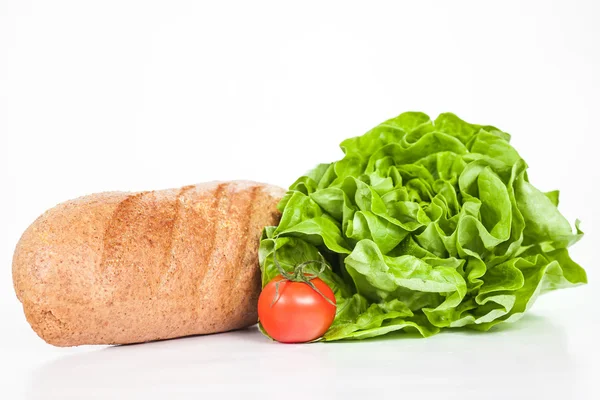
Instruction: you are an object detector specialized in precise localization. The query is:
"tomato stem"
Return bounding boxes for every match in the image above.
[271,243,336,307]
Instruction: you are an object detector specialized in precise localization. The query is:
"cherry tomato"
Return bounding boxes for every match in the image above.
[258,275,336,343]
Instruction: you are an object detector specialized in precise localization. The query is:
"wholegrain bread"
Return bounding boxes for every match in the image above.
[12,180,284,346]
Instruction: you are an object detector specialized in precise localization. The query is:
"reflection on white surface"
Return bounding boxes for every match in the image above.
[26,315,577,400]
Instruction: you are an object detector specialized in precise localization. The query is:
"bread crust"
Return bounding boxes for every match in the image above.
[12,181,284,346]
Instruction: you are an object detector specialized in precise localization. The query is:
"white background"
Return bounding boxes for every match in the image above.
[1,1,599,399]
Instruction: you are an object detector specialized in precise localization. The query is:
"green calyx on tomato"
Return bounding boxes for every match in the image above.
[269,249,336,307]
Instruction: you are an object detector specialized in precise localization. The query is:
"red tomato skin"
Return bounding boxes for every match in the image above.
[258,275,336,343]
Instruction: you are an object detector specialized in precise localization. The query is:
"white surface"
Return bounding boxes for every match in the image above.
[1,1,599,399]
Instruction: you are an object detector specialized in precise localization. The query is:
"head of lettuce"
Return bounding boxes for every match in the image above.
[259,112,586,341]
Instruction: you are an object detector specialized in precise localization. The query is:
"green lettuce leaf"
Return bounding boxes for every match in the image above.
[259,112,587,340]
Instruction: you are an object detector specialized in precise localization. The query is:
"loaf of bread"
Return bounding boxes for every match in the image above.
[12,181,285,346]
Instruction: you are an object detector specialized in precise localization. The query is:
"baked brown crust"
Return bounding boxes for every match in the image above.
[12,181,284,346]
